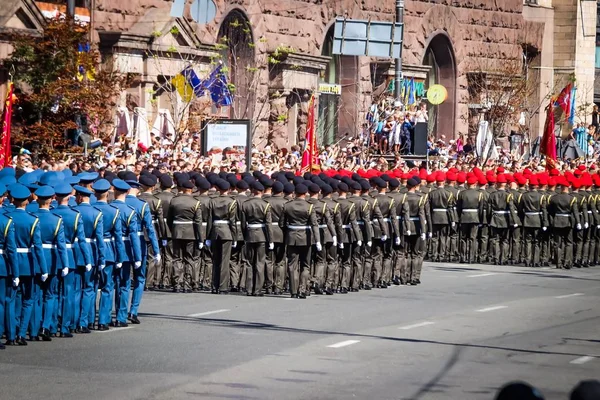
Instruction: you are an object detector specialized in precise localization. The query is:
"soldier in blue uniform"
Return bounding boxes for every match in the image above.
[33,186,70,340]
[52,183,94,334]
[6,183,47,346]
[0,183,17,350]
[123,172,160,324]
[93,179,125,331]
[110,179,141,327]
[71,184,104,331]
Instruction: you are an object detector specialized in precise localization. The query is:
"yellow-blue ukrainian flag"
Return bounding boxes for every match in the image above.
[171,66,205,103]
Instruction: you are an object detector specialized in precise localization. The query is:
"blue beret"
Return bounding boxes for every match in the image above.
[159,174,173,188]
[308,183,320,194]
[260,178,274,188]
[350,181,361,191]
[181,180,194,189]
[295,184,308,195]
[236,180,249,191]
[375,178,387,189]
[284,172,295,181]
[283,182,294,194]
[381,174,391,182]
[389,178,400,188]
[0,167,15,179]
[407,178,418,188]
[139,174,157,187]
[78,172,99,183]
[321,184,333,195]
[0,183,6,196]
[359,180,371,191]
[112,179,131,192]
[35,185,55,198]
[251,181,264,192]
[73,185,93,196]
[206,173,219,184]
[216,179,230,191]
[329,180,339,190]
[92,179,111,193]
[54,183,75,196]
[9,183,31,200]
[292,176,304,185]
[413,176,422,184]
[195,178,211,191]
[337,182,349,192]
[272,181,284,194]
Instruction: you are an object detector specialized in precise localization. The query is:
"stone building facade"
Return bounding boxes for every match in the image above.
[0,0,597,149]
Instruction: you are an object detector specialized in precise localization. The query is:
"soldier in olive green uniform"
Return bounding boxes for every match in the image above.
[279,184,320,299]
[349,181,373,291]
[155,174,175,289]
[582,177,597,267]
[264,182,287,294]
[206,180,238,293]
[307,184,336,294]
[240,182,274,296]
[478,175,496,263]
[519,175,548,267]
[429,173,457,262]
[457,176,484,264]
[401,177,426,285]
[571,179,588,268]
[548,178,581,269]
[372,178,396,288]
[167,180,203,292]
[139,174,167,291]
[488,175,519,265]
[540,177,556,266]
[387,178,405,285]
[321,184,343,294]
[445,173,461,262]
[336,182,361,294]
[193,177,213,290]
[230,180,249,291]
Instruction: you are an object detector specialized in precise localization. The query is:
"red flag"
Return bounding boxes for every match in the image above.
[555,83,572,118]
[540,101,556,170]
[0,82,14,167]
[301,95,319,172]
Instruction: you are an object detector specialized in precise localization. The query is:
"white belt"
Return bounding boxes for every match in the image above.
[525,212,541,215]
[556,213,571,217]
[342,224,351,229]
[248,223,266,228]
[123,236,131,241]
[103,238,114,242]
[493,211,509,214]
[409,217,420,221]
[318,224,327,229]
[65,243,74,249]
[357,221,365,225]
[588,211,593,214]
[382,218,391,222]
[236,221,241,225]
[137,232,143,236]
[288,225,309,230]
[42,244,56,249]
[271,222,279,226]
[462,209,478,212]
[213,220,229,225]
[173,221,193,225]
[17,248,31,253]
[0,249,3,254]
[85,238,96,243]
[433,209,447,212]
[151,219,157,223]
[396,216,402,220]
[202,222,207,226]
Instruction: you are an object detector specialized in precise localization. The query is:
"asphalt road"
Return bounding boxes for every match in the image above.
[1,262,599,400]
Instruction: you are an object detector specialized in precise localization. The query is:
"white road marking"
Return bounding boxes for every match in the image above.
[399,321,435,330]
[477,305,508,313]
[467,273,498,278]
[283,296,315,300]
[327,340,360,348]
[570,356,594,365]
[555,293,584,299]
[187,309,230,317]
[95,326,133,333]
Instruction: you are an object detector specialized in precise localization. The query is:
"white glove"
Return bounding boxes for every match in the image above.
[315,242,322,252]
[339,242,344,249]
[232,241,237,248]
[162,240,168,247]
[332,236,337,247]
[513,224,518,228]
[41,273,49,282]
[395,237,401,245]
[198,242,204,250]
[428,232,433,238]
[542,227,547,232]
[356,240,363,247]
[451,222,455,228]
[381,235,387,242]
[12,277,19,287]
[205,239,211,247]
[478,224,483,228]
[85,264,92,272]
[366,241,372,247]
[585,222,589,229]
[577,223,582,230]
[420,233,426,241]
[406,230,411,236]
[134,261,142,269]
[116,263,123,269]
[99,264,106,271]
[61,267,69,277]
[268,242,274,250]
[155,254,162,263]
[597,225,600,230]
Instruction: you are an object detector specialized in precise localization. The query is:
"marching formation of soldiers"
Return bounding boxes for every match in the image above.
[0,163,594,348]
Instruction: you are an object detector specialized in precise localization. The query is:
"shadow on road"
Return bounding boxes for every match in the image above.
[431,265,600,282]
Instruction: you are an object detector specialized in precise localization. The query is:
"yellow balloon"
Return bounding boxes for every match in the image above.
[427,84,448,105]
